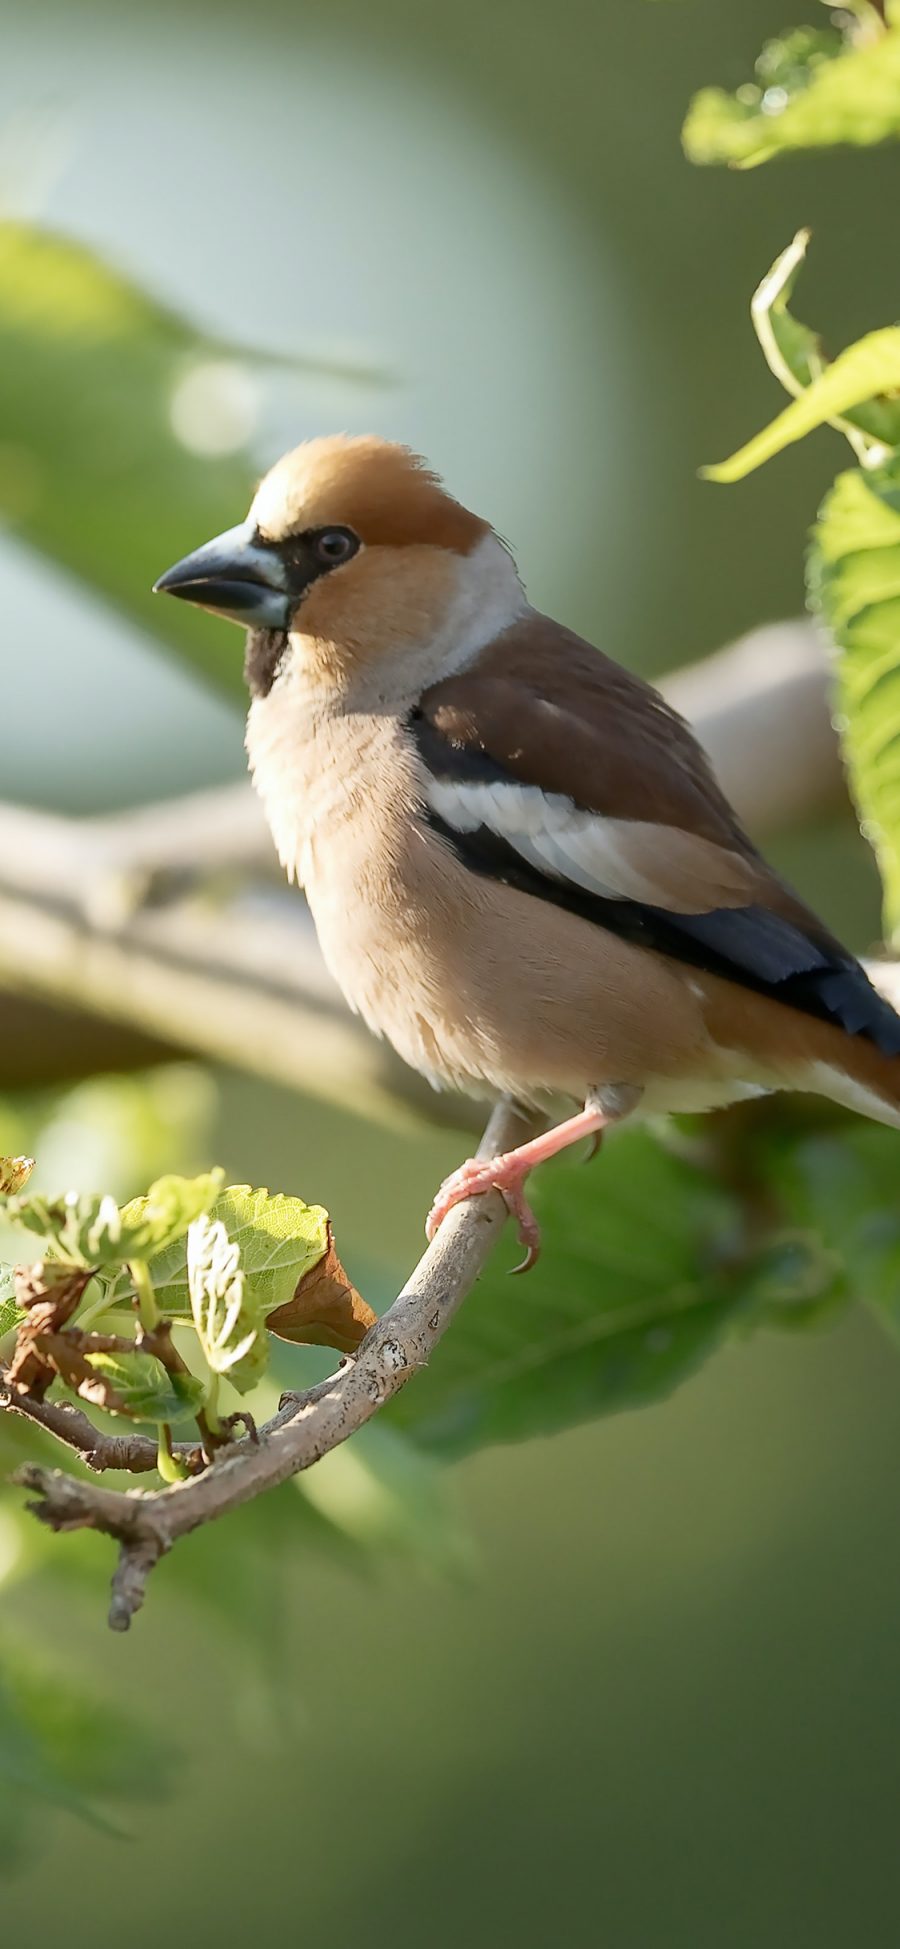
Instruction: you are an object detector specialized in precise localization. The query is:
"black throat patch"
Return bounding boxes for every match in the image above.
[245,628,289,699]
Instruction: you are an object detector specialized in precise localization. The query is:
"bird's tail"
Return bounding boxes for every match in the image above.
[704,968,900,1131]
[813,1032,900,1130]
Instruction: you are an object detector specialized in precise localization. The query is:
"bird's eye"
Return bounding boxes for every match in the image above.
[316,529,356,565]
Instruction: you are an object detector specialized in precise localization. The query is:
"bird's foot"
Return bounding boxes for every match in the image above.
[425,1152,541,1272]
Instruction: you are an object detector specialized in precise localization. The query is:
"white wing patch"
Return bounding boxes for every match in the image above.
[426,777,754,915]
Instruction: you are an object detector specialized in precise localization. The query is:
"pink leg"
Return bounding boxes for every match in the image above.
[425,1104,609,1273]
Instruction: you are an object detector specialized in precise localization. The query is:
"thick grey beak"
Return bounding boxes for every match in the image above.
[153,520,290,628]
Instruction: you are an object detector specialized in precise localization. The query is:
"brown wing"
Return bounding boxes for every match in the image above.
[419,615,754,848]
[411,612,900,1054]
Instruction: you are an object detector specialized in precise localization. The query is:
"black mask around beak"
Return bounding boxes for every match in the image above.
[153,520,291,629]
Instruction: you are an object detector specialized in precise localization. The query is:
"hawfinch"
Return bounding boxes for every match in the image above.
[156,436,900,1266]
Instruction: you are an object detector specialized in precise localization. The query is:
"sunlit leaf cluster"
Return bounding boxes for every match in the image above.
[702,228,900,945]
[0,1165,332,1441]
[689,15,900,942]
[683,5,900,168]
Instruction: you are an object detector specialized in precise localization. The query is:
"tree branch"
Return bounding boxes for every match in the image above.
[11,1098,540,1631]
[0,1381,205,1473]
[662,618,842,836]
[0,617,848,1129]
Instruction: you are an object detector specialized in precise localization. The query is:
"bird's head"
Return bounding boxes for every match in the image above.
[154,435,523,704]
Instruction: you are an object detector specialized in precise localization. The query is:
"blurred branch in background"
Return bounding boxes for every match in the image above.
[0,616,849,1127]
[663,616,843,834]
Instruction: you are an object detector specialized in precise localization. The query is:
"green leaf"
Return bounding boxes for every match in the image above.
[82,1349,206,1424]
[809,453,900,936]
[1,1169,223,1273]
[704,328,900,483]
[0,221,382,704]
[295,1422,472,1574]
[390,1130,753,1456]
[0,1188,127,1267]
[702,238,900,934]
[683,17,900,169]
[0,1645,175,1862]
[149,1184,329,1320]
[754,1121,900,1344]
[749,232,900,451]
[751,230,824,396]
[735,1231,849,1333]
[814,462,900,560]
[186,1213,268,1394]
[115,1168,224,1260]
[0,1265,22,1340]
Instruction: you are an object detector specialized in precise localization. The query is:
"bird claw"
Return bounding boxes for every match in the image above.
[507,1234,540,1276]
[426,1153,542,1271]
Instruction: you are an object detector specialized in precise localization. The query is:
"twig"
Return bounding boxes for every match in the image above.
[11,1099,540,1630]
[0,1381,205,1473]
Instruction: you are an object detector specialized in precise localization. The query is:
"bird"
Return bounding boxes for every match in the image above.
[155,434,900,1268]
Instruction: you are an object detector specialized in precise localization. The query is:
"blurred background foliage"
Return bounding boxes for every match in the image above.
[3,1,900,1944]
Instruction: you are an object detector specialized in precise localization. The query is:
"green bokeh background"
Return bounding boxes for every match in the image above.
[2,1,900,1942]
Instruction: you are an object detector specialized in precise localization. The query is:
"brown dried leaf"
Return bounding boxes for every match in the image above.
[53,1337,129,1413]
[4,1265,96,1399]
[267,1226,376,1355]
[14,1260,92,1322]
[4,1330,57,1397]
